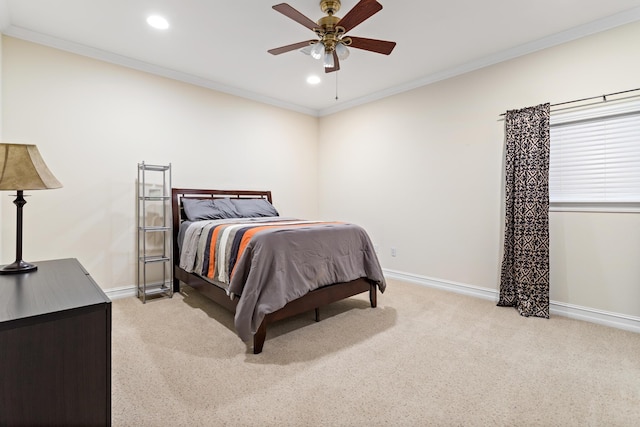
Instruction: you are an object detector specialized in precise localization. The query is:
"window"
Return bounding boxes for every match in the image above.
[549,97,640,212]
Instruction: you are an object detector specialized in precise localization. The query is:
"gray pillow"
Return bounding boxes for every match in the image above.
[231,198,279,218]
[182,198,228,221]
[212,198,241,219]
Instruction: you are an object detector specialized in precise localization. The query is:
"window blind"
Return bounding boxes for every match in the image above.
[549,98,640,204]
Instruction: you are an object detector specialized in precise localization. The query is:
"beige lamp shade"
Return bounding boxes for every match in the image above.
[0,143,62,190]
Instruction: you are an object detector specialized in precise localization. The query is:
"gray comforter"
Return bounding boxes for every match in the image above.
[179,218,386,341]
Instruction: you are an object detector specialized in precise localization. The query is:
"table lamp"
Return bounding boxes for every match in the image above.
[0,143,62,274]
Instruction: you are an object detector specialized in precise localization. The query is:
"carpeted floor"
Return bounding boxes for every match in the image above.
[111,279,640,426]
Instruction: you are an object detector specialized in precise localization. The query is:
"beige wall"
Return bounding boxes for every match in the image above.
[1,36,319,289]
[318,21,640,318]
[2,20,640,320]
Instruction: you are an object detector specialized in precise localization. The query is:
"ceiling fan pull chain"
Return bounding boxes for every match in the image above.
[335,71,339,100]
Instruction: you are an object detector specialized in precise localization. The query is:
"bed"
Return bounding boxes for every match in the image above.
[171,188,386,353]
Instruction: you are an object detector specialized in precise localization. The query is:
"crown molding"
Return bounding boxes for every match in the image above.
[1,25,320,117]
[317,6,640,116]
[2,5,640,118]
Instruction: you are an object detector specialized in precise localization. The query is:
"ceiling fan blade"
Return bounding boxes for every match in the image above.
[348,36,396,55]
[272,3,319,31]
[336,0,383,33]
[325,51,340,73]
[268,40,316,55]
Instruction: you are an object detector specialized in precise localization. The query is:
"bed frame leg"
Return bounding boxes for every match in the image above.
[253,319,267,354]
[369,284,377,308]
[315,307,320,322]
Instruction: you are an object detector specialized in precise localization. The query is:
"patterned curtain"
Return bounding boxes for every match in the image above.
[498,103,550,318]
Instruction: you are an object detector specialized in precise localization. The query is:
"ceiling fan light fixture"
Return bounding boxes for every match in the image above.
[310,42,325,60]
[323,51,335,68]
[335,42,350,60]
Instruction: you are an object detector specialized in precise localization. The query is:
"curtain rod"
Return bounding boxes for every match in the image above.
[500,87,640,116]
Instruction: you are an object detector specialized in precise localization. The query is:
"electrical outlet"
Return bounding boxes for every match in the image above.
[391,247,397,257]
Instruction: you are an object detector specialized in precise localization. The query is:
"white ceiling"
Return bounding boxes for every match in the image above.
[2,0,640,116]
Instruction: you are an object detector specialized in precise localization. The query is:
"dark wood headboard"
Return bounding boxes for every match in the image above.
[171,188,273,267]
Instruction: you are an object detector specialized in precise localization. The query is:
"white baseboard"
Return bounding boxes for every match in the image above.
[549,301,640,334]
[104,272,640,334]
[383,268,640,334]
[105,285,137,300]
[384,269,499,302]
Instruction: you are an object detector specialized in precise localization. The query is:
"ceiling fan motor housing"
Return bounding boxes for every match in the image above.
[317,9,342,53]
[320,0,341,15]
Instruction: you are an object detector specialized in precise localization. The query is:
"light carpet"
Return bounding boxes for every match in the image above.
[111,279,640,426]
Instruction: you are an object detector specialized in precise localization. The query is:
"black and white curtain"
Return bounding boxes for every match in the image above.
[498,103,550,318]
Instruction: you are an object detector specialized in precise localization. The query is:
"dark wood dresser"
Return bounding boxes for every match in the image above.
[0,258,111,426]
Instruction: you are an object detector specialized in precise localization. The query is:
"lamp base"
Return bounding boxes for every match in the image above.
[0,260,37,275]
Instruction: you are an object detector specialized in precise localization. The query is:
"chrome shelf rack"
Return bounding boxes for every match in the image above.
[136,162,173,303]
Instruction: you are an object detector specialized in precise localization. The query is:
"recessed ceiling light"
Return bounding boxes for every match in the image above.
[306,75,321,85]
[147,15,169,30]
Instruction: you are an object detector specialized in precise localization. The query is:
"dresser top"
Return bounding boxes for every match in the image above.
[0,258,110,325]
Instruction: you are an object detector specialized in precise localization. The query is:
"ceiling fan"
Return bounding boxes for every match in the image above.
[268,0,396,73]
